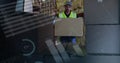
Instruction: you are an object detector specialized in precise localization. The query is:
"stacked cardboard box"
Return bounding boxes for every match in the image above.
[32,0,56,15]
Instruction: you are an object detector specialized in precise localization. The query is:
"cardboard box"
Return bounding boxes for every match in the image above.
[55,18,84,36]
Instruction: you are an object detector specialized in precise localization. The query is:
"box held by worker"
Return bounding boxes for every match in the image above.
[55,18,84,36]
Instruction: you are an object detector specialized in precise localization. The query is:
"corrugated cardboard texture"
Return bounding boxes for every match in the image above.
[55,18,84,36]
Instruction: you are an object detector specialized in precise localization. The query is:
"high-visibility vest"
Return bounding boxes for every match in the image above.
[59,11,77,18]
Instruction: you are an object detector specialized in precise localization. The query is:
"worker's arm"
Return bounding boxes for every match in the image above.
[77,13,84,18]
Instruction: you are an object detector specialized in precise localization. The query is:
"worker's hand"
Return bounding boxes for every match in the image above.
[77,13,84,17]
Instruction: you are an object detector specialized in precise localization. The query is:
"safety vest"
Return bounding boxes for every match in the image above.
[59,11,77,18]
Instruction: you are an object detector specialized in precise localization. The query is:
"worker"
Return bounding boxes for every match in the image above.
[56,1,84,56]
[58,1,83,44]
[58,1,84,18]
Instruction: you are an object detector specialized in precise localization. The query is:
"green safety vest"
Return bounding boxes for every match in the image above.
[59,11,77,18]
